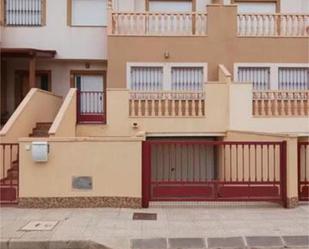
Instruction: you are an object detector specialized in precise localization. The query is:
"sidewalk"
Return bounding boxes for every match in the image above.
[0,202,309,249]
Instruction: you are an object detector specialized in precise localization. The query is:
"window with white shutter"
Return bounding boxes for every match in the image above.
[130,67,164,91]
[279,67,309,90]
[238,67,270,91]
[171,67,203,91]
[5,0,43,26]
[129,64,206,91]
[71,0,107,26]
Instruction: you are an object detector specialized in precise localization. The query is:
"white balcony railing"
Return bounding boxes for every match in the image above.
[111,12,207,36]
[238,14,309,37]
[129,91,205,117]
[253,91,309,116]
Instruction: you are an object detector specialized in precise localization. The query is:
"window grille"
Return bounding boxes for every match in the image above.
[171,67,203,91]
[5,0,42,26]
[238,67,270,91]
[130,67,163,91]
[278,67,309,90]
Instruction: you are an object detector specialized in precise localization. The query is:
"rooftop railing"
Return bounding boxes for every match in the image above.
[110,12,207,36]
[237,13,309,37]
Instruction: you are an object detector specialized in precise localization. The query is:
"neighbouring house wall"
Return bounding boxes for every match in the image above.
[228,83,309,133]
[107,5,308,88]
[18,137,142,207]
[76,82,229,137]
[1,0,107,60]
[5,58,106,114]
[0,88,62,143]
[49,88,77,137]
[225,131,301,208]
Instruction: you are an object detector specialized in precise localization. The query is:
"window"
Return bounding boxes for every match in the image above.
[128,63,206,91]
[232,0,278,13]
[148,0,193,12]
[236,64,309,91]
[4,0,45,26]
[130,67,163,91]
[171,67,203,91]
[70,0,107,26]
[237,67,270,90]
[279,67,309,90]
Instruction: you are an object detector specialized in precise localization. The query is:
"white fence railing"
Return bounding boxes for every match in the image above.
[238,14,309,37]
[129,91,205,117]
[253,91,309,116]
[111,12,207,36]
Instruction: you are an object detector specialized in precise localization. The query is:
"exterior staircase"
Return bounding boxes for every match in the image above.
[29,122,52,137]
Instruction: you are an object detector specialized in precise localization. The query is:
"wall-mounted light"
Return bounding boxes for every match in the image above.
[164,51,170,59]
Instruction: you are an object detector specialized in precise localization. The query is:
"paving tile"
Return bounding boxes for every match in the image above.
[131,238,167,249]
[207,237,245,248]
[169,238,206,249]
[282,236,309,247]
[246,236,283,247]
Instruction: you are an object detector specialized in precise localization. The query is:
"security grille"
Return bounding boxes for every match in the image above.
[171,67,204,91]
[130,67,163,91]
[5,0,42,26]
[279,67,309,90]
[238,67,270,91]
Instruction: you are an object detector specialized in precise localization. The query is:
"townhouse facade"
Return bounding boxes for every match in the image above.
[0,0,308,208]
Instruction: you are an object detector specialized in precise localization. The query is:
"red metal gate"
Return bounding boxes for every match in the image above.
[0,143,19,205]
[142,140,287,207]
[298,142,309,201]
[77,91,106,123]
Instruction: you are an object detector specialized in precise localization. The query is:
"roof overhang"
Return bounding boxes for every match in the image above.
[1,48,57,58]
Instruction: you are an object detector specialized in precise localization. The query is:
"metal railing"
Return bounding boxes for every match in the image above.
[298,142,309,201]
[142,140,287,207]
[0,143,19,204]
[77,91,106,123]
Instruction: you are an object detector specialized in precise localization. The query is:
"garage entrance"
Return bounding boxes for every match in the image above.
[142,139,287,207]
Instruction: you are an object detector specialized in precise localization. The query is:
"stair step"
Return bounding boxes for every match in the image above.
[29,122,52,137]
[0,178,18,185]
[36,122,52,129]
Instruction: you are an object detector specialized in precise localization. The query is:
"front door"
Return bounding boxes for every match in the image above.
[75,73,106,123]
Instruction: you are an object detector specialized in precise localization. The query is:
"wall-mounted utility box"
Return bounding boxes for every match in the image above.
[31,142,49,162]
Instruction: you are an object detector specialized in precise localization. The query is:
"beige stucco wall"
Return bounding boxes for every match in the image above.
[0,88,62,143]
[1,0,107,59]
[49,88,77,137]
[107,5,308,88]
[229,83,309,134]
[19,138,142,198]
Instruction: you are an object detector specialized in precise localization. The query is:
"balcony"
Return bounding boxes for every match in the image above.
[252,91,309,117]
[110,12,207,36]
[109,8,308,37]
[237,14,309,37]
[129,91,205,117]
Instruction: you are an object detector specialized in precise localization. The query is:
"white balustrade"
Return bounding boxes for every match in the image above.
[129,91,205,117]
[111,12,207,36]
[238,14,309,37]
[253,91,309,116]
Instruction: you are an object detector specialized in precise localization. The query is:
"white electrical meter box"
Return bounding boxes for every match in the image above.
[32,142,49,162]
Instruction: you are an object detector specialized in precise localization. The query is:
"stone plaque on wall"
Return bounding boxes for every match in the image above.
[72,176,92,190]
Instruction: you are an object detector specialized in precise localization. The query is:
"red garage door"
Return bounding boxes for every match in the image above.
[142,140,287,208]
